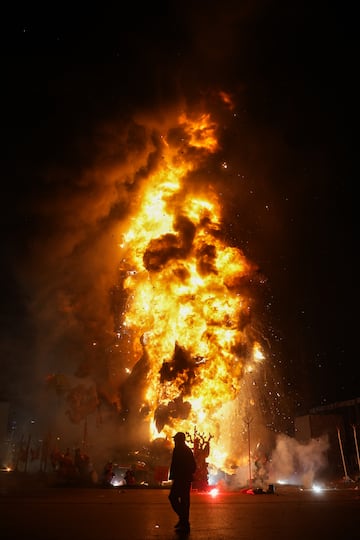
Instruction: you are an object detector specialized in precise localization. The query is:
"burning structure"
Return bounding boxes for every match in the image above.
[100,101,273,474]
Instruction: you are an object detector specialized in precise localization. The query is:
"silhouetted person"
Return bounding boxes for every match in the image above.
[168,432,196,533]
[125,466,136,486]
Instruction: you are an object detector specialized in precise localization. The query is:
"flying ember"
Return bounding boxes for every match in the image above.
[115,109,265,472]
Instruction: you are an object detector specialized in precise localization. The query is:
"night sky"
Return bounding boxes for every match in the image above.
[1,2,357,431]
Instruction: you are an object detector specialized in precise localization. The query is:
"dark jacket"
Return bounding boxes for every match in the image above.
[169,443,196,482]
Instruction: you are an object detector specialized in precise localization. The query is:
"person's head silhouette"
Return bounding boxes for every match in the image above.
[173,432,186,445]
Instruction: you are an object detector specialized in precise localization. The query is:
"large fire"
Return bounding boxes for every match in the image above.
[113,105,266,472]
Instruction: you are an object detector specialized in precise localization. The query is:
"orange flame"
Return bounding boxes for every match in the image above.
[116,110,265,471]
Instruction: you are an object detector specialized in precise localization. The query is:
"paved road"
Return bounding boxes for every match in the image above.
[1,478,359,540]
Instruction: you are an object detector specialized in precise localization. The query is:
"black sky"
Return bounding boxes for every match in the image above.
[1,1,357,427]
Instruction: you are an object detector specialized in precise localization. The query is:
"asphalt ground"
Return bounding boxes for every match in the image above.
[1,476,359,540]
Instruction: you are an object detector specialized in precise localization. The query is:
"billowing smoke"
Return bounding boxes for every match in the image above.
[268,434,329,488]
[217,433,329,490]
